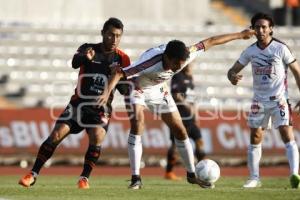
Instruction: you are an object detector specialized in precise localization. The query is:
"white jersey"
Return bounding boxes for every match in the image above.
[122,42,205,89]
[238,38,296,101]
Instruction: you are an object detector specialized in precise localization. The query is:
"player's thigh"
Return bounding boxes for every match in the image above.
[184,120,201,141]
[271,99,292,129]
[161,111,187,140]
[143,84,177,114]
[248,100,270,129]
[49,122,71,144]
[161,110,183,128]
[80,106,111,143]
[147,93,178,114]
[56,103,84,134]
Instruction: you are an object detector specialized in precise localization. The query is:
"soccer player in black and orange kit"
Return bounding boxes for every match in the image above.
[18,17,130,189]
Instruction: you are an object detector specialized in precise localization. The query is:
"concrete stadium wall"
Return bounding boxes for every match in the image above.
[0,0,210,25]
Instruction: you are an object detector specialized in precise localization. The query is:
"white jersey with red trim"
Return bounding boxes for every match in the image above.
[122,42,205,89]
[238,39,296,101]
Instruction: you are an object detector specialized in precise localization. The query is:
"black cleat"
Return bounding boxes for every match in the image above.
[187,172,215,189]
[128,175,142,190]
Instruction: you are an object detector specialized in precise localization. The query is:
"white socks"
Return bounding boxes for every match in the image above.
[247,140,299,179]
[247,144,262,180]
[174,138,195,173]
[127,134,196,175]
[128,133,143,176]
[285,140,299,175]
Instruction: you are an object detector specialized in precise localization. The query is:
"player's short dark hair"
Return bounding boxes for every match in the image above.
[251,12,274,28]
[165,40,190,61]
[102,17,124,33]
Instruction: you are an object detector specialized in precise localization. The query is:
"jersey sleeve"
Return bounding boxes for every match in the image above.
[71,43,91,69]
[120,53,131,68]
[115,50,131,95]
[183,42,205,67]
[122,59,145,79]
[282,45,296,65]
[238,49,251,66]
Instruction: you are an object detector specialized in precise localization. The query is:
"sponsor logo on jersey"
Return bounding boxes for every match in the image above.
[254,66,274,75]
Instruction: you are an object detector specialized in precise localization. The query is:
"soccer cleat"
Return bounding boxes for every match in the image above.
[290,174,300,189]
[187,172,215,189]
[78,177,90,189]
[18,172,36,187]
[128,175,142,190]
[243,179,262,188]
[165,172,182,181]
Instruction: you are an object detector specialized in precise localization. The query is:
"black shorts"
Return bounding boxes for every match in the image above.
[170,119,202,142]
[56,103,110,134]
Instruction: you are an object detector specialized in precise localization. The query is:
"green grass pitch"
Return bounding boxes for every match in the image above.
[1,176,300,200]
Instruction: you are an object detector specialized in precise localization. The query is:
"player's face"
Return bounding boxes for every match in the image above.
[253,19,273,42]
[165,57,186,72]
[102,25,123,52]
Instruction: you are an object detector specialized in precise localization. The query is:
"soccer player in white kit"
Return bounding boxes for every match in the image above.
[98,29,255,189]
[227,13,300,188]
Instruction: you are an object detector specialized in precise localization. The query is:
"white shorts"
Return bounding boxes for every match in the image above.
[128,83,178,114]
[247,98,292,129]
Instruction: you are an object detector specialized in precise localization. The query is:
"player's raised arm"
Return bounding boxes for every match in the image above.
[227,61,245,85]
[202,29,255,51]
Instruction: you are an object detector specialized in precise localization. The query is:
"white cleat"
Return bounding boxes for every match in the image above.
[243,179,262,188]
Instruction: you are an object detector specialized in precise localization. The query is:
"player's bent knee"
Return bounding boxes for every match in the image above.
[172,130,188,140]
[87,128,107,145]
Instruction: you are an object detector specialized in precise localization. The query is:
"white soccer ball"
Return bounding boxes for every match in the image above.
[195,159,220,184]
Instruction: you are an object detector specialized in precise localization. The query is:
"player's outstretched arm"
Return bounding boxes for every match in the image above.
[202,29,255,51]
[289,61,300,114]
[227,61,245,85]
[96,66,125,107]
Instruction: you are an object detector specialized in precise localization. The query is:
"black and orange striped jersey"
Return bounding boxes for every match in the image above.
[70,43,130,114]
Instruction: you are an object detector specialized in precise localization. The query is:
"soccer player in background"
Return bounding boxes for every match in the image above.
[97,29,255,189]
[18,17,130,189]
[227,12,300,188]
[165,63,206,181]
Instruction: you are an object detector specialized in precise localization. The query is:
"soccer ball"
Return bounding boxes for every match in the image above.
[195,159,220,184]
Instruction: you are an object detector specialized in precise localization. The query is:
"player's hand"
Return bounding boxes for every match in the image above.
[96,91,109,108]
[86,47,95,60]
[229,73,243,85]
[109,62,121,73]
[295,100,300,115]
[240,29,256,40]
